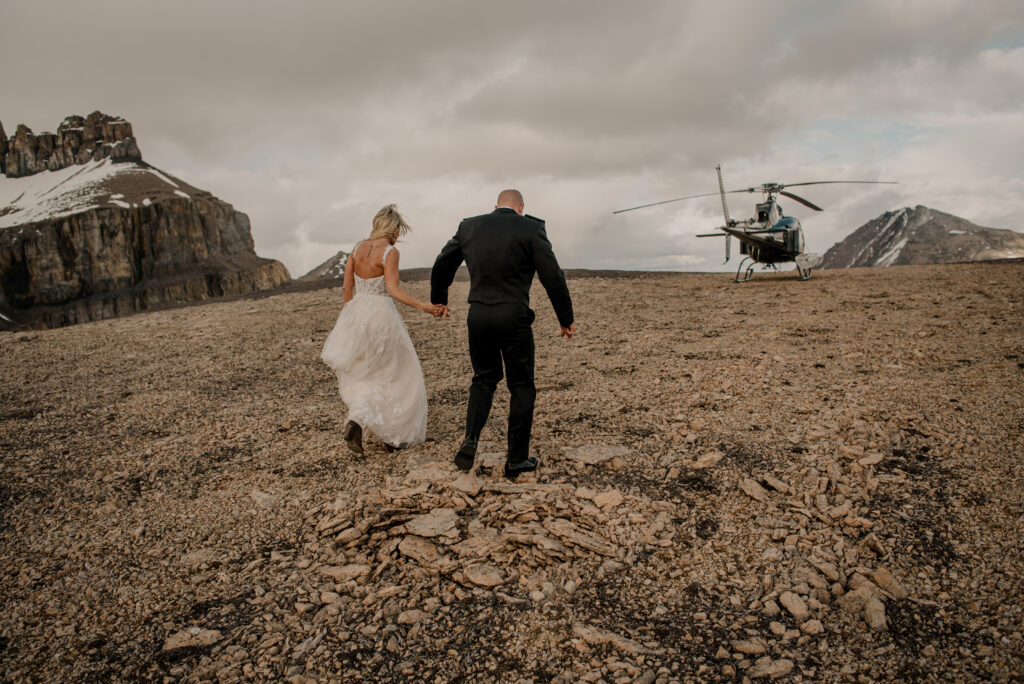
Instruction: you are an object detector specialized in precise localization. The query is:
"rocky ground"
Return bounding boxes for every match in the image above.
[2,261,1022,683]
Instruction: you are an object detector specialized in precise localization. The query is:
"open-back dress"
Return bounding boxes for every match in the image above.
[320,244,427,447]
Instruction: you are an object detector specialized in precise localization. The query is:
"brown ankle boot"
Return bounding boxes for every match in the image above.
[343,420,363,455]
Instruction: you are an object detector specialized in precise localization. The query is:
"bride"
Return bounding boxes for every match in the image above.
[320,204,446,455]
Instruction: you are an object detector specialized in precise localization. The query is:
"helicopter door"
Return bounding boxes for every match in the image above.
[786,229,798,252]
[784,224,803,253]
[756,202,772,224]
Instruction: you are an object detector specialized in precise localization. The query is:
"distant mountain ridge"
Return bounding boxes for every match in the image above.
[822,206,1024,269]
[300,250,349,281]
[299,250,473,284]
[0,112,290,329]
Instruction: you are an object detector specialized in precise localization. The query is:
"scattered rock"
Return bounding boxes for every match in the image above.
[572,624,662,655]
[398,536,439,565]
[449,474,483,497]
[858,452,885,466]
[593,489,625,510]
[747,657,794,679]
[397,609,430,625]
[731,638,768,655]
[839,585,887,630]
[406,508,460,539]
[563,444,632,466]
[320,564,371,582]
[250,490,276,508]
[181,548,220,568]
[464,565,504,588]
[779,591,810,620]
[761,473,790,493]
[801,619,824,635]
[740,478,769,502]
[691,450,724,469]
[163,628,223,651]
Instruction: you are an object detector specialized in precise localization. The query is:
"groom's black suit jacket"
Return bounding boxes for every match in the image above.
[430,208,574,327]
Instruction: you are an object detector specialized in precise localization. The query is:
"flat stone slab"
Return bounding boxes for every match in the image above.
[690,450,724,469]
[320,564,371,582]
[464,564,504,588]
[563,445,632,466]
[398,536,438,564]
[163,628,223,651]
[740,478,769,502]
[572,624,662,655]
[406,508,459,539]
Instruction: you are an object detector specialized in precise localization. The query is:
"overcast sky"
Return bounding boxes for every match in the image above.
[2,0,1022,275]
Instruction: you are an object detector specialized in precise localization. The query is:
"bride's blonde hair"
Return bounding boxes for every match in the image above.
[369,204,410,244]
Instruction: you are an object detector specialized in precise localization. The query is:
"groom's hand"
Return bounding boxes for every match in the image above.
[560,323,575,341]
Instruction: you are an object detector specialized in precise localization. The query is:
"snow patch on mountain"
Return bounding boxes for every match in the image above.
[0,159,126,229]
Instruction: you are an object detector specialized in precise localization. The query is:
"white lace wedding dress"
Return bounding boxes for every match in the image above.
[320,245,427,448]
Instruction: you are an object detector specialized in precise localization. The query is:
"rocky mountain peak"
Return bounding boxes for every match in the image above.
[1,111,290,328]
[300,249,350,281]
[0,110,141,179]
[822,205,1024,269]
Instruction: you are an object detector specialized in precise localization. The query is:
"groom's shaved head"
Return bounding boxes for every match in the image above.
[496,189,524,214]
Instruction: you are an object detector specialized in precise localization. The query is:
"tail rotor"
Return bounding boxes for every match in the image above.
[717,165,732,263]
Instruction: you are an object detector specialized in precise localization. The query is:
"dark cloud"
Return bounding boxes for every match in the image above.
[2,0,1021,275]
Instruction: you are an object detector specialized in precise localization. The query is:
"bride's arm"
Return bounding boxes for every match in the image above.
[342,252,356,303]
[384,248,441,314]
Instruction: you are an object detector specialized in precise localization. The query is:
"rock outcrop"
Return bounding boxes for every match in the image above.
[1,112,140,178]
[0,120,8,175]
[0,112,290,328]
[822,205,1024,269]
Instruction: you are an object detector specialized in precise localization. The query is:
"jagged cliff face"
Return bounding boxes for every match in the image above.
[0,121,8,175]
[2,112,141,178]
[822,206,1024,269]
[300,250,350,281]
[0,112,291,328]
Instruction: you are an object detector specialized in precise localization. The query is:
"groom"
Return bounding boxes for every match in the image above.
[431,189,575,478]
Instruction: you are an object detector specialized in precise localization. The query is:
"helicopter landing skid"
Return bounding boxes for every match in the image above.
[734,259,781,282]
[734,257,756,282]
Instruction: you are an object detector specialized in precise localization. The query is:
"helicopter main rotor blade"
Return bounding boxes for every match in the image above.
[612,191,721,214]
[779,180,898,189]
[613,180,895,215]
[779,190,823,211]
[613,188,755,214]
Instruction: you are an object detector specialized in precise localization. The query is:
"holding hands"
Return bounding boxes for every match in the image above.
[423,302,449,318]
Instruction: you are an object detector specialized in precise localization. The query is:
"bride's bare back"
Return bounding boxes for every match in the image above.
[341,237,444,317]
[350,238,390,279]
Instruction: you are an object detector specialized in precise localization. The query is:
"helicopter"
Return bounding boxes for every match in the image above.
[614,166,896,282]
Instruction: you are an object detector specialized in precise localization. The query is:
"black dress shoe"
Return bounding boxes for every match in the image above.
[343,420,363,456]
[454,438,477,471]
[503,455,539,479]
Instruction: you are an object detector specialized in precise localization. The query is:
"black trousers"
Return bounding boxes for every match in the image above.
[465,302,536,462]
